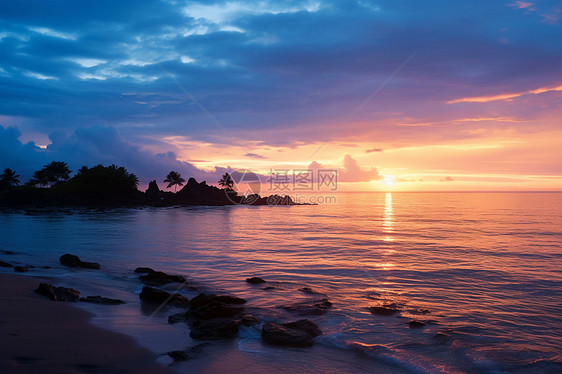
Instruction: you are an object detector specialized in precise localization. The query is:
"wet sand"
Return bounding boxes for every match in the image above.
[0,273,174,374]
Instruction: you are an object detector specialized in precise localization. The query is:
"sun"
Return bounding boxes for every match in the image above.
[383,175,396,187]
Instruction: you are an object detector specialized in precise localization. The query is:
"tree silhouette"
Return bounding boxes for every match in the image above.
[30,161,71,187]
[0,168,20,189]
[164,171,185,192]
[218,172,234,190]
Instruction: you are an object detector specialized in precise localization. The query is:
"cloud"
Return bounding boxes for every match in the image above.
[509,2,534,10]
[365,148,383,153]
[440,176,454,182]
[244,152,266,159]
[0,125,226,188]
[339,155,381,182]
[447,84,562,104]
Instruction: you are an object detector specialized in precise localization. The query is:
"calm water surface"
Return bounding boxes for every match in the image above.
[1,192,561,373]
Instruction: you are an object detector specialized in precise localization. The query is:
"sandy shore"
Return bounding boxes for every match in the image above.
[0,273,174,374]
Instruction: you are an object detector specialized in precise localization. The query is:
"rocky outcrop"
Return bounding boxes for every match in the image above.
[134,267,155,274]
[282,298,332,316]
[261,319,322,347]
[35,283,80,302]
[79,296,126,305]
[369,305,400,316]
[59,254,100,269]
[139,270,186,286]
[13,266,28,272]
[246,277,266,284]
[139,286,189,308]
[189,293,246,309]
[408,320,426,328]
[189,318,241,340]
[0,260,12,267]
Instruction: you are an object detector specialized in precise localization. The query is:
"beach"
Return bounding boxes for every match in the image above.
[0,273,173,374]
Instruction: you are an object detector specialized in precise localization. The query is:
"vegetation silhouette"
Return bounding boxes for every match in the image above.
[0,162,298,207]
[164,171,185,192]
[218,173,234,190]
[29,161,71,187]
[54,164,140,203]
[0,168,20,190]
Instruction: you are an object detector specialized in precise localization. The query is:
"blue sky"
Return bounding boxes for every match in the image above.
[1,1,561,190]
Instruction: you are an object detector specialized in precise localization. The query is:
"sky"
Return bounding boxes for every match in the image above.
[1,0,561,192]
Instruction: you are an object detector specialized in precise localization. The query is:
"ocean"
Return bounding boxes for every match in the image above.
[1,192,561,373]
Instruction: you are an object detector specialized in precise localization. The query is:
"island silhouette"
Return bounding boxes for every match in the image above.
[0,163,296,207]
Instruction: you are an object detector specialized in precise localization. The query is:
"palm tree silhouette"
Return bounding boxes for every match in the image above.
[164,171,186,192]
[218,172,234,190]
[0,168,20,187]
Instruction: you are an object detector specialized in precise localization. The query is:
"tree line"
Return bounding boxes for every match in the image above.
[1,162,236,193]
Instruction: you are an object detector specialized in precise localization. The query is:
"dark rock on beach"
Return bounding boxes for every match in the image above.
[139,286,189,308]
[408,320,426,328]
[0,260,12,267]
[80,295,126,305]
[139,271,186,286]
[134,267,155,274]
[167,350,189,361]
[59,253,100,269]
[168,312,189,324]
[241,314,260,326]
[299,287,318,294]
[190,318,241,340]
[35,282,80,302]
[246,277,266,284]
[282,298,332,316]
[189,293,246,310]
[14,266,28,272]
[282,319,322,338]
[369,306,400,316]
[261,319,322,347]
[190,301,244,320]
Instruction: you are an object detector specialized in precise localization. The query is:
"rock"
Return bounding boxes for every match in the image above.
[139,286,189,308]
[0,260,12,267]
[369,306,399,316]
[191,301,243,320]
[282,319,322,338]
[261,323,314,347]
[282,298,332,316]
[189,293,246,310]
[14,266,28,272]
[79,296,126,305]
[241,314,260,326]
[42,266,52,269]
[35,283,80,302]
[168,312,189,324]
[167,350,189,361]
[59,254,100,270]
[134,267,154,274]
[262,286,275,290]
[408,320,426,328]
[139,271,186,286]
[190,318,241,340]
[246,277,266,284]
[299,287,317,294]
[409,308,431,315]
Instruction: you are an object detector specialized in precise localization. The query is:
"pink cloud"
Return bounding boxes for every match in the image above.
[510,1,534,10]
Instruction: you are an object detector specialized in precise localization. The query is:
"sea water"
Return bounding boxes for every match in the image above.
[1,192,561,373]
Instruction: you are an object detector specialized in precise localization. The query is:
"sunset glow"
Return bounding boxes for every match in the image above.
[0,1,560,191]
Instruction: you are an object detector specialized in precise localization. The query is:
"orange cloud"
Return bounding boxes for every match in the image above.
[447,84,562,104]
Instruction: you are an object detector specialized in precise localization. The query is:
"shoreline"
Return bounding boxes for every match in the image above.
[0,273,174,374]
